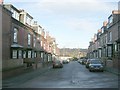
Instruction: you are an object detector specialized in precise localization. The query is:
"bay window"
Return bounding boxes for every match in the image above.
[12,50,17,59]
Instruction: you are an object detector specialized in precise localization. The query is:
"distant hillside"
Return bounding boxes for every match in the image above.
[59,48,88,58]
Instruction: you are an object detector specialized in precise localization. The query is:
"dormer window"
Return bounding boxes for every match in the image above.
[26,16,32,25]
[11,8,19,21]
[109,15,113,24]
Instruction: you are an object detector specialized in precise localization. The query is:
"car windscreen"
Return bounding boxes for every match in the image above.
[90,60,101,64]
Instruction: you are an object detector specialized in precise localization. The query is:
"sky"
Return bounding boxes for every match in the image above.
[4,0,119,49]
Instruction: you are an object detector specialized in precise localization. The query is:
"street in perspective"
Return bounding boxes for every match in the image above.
[2,61,118,88]
[1,0,120,89]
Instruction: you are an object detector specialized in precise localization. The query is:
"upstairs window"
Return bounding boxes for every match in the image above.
[109,32,112,42]
[13,28,18,43]
[28,51,31,58]
[28,34,31,46]
[33,37,36,47]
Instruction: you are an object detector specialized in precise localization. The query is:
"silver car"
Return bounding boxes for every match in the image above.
[53,60,63,68]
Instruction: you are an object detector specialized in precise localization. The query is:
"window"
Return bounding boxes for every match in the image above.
[18,50,22,58]
[108,46,112,57]
[109,32,112,42]
[13,28,18,43]
[11,8,19,20]
[26,16,32,25]
[108,15,113,24]
[41,52,44,59]
[34,52,37,57]
[23,51,26,58]
[99,49,102,58]
[32,51,34,58]
[33,37,36,47]
[28,51,31,58]
[41,41,43,47]
[28,34,31,45]
[12,50,17,59]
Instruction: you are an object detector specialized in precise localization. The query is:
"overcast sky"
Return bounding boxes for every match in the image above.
[4,0,119,49]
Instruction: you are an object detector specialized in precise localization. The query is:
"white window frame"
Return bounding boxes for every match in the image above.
[108,46,112,57]
[18,50,22,58]
[34,52,37,58]
[33,37,36,47]
[28,51,31,58]
[23,51,26,58]
[12,50,17,59]
[109,32,112,42]
[28,34,31,46]
[32,51,34,58]
[109,15,113,24]
[13,28,18,43]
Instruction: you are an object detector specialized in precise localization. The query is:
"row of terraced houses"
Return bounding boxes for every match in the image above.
[87,10,120,71]
[1,4,60,78]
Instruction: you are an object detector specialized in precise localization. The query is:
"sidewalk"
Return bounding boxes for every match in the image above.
[105,67,120,76]
[2,63,52,88]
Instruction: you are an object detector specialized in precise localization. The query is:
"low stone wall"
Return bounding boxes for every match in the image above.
[106,60,113,68]
[2,59,23,71]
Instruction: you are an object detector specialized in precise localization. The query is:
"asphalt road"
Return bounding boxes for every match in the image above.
[2,61,118,88]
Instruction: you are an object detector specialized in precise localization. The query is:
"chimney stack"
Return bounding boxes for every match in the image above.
[0,0,3,4]
[103,21,107,26]
[98,29,102,33]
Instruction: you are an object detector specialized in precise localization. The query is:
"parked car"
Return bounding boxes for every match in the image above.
[53,60,63,68]
[81,59,87,65]
[86,59,94,68]
[89,59,104,72]
[77,59,81,63]
[62,60,69,64]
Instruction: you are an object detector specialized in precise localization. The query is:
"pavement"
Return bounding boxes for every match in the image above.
[2,63,53,88]
[105,67,120,76]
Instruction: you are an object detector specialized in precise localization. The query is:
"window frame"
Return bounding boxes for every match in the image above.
[12,50,18,59]
[28,34,31,46]
[13,27,18,43]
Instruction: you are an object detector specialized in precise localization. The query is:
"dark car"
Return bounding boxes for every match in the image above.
[53,60,63,68]
[81,59,87,65]
[89,59,104,72]
[86,59,94,68]
[62,60,69,64]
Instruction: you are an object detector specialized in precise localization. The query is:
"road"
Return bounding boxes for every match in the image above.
[3,61,118,88]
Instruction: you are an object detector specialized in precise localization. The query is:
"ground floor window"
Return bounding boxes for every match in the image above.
[28,51,31,58]
[23,51,26,58]
[12,50,17,59]
[41,52,44,59]
[98,49,102,58]
[34,52,37,58]
[118,43,120,51]
[108,46,112,57]
[102,48,106,57]
[18,50,22,58]
[32,51,34,58]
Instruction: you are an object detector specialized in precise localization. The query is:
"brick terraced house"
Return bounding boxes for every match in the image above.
[1,4,60,79]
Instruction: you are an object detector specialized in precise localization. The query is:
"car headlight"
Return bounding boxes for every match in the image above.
[90,65,94,68]
[100,65,103,68]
